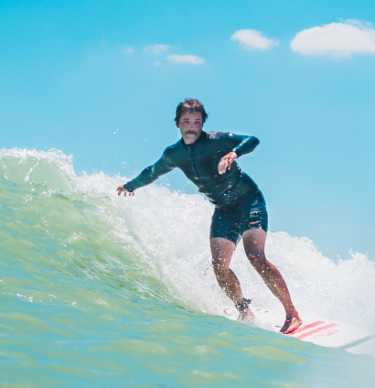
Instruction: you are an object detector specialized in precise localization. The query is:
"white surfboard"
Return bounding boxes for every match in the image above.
[253,308,375,356]
[286,319,374,350]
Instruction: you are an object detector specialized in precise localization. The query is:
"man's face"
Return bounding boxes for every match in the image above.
[175,111,203,144]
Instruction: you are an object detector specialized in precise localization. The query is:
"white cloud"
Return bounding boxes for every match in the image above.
[144,44,170,54]
[345,19,373,29]
[166,54,205,65]
[290,20,375,56]
[123,47,134,54]
[154,60,161,67]
[231,29,279,50]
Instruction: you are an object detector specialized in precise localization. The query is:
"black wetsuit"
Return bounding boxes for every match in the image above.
[124,131,268,244]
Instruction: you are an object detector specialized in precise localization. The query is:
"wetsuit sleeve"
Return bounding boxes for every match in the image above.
[123,149,175,192]
[230,134,260,158]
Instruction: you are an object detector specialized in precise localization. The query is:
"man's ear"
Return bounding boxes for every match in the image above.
[175,120,180,128]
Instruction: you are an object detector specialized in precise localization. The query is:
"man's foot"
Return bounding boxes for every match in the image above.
[280,314,302,334]
[238,307,255,322]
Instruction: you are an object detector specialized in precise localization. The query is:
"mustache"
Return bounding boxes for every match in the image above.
[185,130,197,135]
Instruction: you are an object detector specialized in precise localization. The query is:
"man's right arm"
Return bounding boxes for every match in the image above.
[117,149,175,196]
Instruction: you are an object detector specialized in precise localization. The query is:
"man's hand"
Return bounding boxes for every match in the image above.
[218,152,238,174]
[117,185,135,197]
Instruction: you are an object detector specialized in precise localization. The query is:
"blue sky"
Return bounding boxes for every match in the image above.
[1,0,374,260]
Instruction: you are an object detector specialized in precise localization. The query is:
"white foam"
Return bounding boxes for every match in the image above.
[2,148,375,333]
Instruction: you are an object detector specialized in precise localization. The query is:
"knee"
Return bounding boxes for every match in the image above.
[212,259,228,277]
[247,253,268,270]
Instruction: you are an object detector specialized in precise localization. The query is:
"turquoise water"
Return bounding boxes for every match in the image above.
[1,148,374,387]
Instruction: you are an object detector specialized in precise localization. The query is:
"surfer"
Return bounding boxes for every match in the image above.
[117,98,302,334]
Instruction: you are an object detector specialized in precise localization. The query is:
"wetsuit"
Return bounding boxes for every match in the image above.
[124,131,268,244]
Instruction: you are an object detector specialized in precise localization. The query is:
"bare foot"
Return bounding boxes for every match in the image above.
[238,308,256,322]
[280,314,302,334]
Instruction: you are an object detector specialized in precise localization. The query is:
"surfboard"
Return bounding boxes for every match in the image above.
[285,319,374,350]
[253,308,375,356]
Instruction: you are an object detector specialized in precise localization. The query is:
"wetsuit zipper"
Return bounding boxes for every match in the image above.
[187,146,206,190]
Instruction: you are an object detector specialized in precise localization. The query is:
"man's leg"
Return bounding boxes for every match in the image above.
[210,237,254,320]
[242,228,302,334]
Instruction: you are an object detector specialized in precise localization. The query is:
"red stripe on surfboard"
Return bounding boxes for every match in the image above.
[288,321,326,336]
[297,323,339,340]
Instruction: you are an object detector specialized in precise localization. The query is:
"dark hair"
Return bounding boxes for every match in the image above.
[175,98,208,124]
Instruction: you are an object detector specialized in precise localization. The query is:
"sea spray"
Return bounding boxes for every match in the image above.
[2,147,375,329]
[1,148,374,387]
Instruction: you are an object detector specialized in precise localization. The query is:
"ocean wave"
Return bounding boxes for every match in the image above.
[1,147,374,332]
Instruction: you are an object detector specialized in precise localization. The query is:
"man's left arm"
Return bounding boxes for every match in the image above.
[231,134,260,158]
[218,134,260,174]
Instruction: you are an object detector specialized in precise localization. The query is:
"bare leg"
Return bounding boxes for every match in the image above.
[242,228,302,334]
[210,238,254,321]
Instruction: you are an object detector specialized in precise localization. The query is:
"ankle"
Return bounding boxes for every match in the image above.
[236,298,252,312]
[285,309,299,317]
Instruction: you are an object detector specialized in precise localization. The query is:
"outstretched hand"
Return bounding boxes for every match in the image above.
[117,185,135,197]
[218,151,238,174]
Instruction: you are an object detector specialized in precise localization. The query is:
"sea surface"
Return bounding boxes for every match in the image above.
[1,148,374,387]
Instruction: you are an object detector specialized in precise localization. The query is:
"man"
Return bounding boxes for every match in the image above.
[117,98,302,334]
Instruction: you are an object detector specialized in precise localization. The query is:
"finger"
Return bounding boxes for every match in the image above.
[219,159,227,174]
[221,158,229,173]
[219,157,227,168]
[218,160,225,174]
[218,160,223,173]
